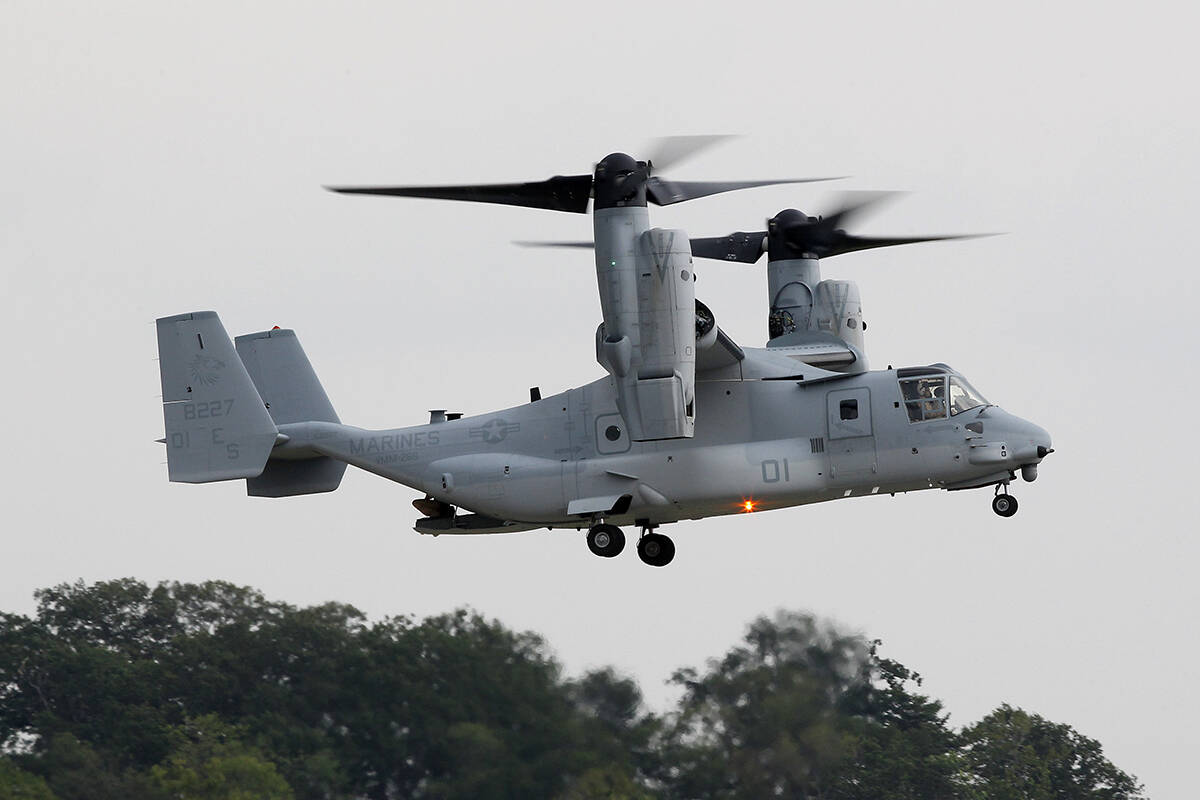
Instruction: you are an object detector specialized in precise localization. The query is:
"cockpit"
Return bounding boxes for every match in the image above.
[897,364,988,423]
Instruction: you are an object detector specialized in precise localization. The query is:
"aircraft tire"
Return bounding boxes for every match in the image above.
[637,533,675,567]
[587,524,625,558]
[991,494,1018,517]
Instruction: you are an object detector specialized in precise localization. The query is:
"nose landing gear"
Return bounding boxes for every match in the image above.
[992,485,1019,517]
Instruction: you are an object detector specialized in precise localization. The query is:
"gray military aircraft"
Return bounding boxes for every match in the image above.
[156,144,1052,566]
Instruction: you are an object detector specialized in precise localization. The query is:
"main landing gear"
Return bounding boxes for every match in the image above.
[992,485,1019,517]
[636,530,675,567]
[586,523,625,558]
[585,522,675,566]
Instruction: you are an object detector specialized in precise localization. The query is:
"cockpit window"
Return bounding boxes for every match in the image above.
[899,374,989,422]
[948,376,988,416]
[900,376,947,422]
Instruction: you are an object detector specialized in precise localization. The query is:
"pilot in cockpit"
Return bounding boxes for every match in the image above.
[920,382,946,419]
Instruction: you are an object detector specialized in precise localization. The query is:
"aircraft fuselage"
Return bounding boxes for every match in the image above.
[276,359,1051,533]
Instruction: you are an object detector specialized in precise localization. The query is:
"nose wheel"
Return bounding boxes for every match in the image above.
[992,491,1019,517]
[637,531,675,567]
[586,524,625,557]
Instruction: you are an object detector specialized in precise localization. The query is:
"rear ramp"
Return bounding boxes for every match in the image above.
[235,328,346,497]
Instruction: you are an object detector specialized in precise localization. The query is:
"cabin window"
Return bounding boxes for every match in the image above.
[900,376,948,422]
[839,399,859,420]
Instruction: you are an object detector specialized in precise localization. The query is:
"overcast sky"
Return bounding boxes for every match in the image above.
[4,1,1197,795]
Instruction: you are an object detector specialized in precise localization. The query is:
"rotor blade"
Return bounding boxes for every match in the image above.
[820,233,996,259]
[688,231,768,263]
[644,135,738,173]
[820,191,902,230]
[646,177,840,206]
[326,174,594,213]
[513,240,595,249]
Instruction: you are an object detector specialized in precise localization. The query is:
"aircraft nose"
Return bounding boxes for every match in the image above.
[1034,424,1053,457]
[1012,419,1051,456]
[1015,420,1052,482]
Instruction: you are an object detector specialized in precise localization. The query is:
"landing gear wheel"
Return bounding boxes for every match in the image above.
[637,533,675,567]
[587,524,625,558]
[992,494,1018,517]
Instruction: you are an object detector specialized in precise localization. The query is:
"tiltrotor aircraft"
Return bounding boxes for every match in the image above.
[155,142,1052,566]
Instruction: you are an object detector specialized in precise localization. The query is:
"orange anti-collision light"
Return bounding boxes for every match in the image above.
[742,500,756,513]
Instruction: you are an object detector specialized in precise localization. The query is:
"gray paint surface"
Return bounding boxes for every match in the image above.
[157,313,1049,537]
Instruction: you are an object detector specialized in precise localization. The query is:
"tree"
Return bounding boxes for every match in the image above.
[355,609,624,799]
[0,757,57,800]
[658,612,960,799]
[21,734,164,800]
[958,705,1145,800]
[0,582,1149,800]
[824,642,962,800]
[0,581,643,800]
[567,667,659,784]
[149,715,293,800]
[556,764,654,800]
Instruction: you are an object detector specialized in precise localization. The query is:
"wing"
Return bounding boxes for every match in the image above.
[696,327,745,372]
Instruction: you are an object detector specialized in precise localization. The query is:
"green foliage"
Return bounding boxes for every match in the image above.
[958,705,1145,800]
[22,734,164,800]
[0,581,1146,800]
[556,764,655,800]
[149,715,293,800]
[0,580,642,799]
[0,757,57,800]
[657,612,960,799]
[568,667,660,778]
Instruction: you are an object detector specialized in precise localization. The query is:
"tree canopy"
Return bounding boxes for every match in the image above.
[0,580,1145,799]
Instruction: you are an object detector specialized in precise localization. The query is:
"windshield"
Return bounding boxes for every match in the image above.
[899,372,989,422]
[948,376,988,416]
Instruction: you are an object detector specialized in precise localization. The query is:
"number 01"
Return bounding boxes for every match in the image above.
[761,459,790,483]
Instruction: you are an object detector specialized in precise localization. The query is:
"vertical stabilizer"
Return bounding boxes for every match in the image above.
[235,327,346,497]
[235,328,339,425]
[156,312,278,482]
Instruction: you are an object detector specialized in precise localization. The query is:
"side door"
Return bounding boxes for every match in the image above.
[826,387,877,483]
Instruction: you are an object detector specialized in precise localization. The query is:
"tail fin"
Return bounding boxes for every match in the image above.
[235,328,347,497]
[156,312,278,483]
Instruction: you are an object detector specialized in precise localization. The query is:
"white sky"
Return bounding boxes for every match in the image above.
[3,1,1197,795]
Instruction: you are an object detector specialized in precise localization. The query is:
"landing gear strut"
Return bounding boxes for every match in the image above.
[992,485,1019,517]
[586,523,625,558]
[637,529,675,567]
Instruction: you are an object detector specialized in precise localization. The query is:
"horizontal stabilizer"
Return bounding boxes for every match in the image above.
[247,457,346,498]
[156,312,278,483]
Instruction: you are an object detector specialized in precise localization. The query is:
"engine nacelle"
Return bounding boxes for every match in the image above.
[812,279,864,354]
[766,255,866,372]
[596,228,696,441]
